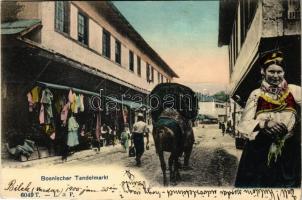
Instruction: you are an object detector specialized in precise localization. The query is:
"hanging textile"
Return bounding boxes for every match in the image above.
[67,116,79,147]
[80,94,85,112]
[54,94,67,114]
[71,93,77,113]
[40,88,54,124]
[31,86,41,103]
[39,104,45,124]
[27,92,34,112]
[61,102,70,126]
[68,89,74,103]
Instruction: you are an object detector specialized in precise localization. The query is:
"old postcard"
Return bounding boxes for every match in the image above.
[1,1,301,199]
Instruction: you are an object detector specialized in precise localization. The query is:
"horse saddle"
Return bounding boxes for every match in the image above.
[155,108,187,137]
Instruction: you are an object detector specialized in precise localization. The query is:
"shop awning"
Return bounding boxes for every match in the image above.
[1,19,41,35]
[37,81,148,110]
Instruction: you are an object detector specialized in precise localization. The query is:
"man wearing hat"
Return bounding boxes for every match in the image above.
[131,113,150,166]
[235,50,301,187]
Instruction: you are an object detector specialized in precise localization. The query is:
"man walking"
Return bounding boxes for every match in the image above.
[131,113,149,166]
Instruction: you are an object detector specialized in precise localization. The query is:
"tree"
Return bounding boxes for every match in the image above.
[213,91,229,102]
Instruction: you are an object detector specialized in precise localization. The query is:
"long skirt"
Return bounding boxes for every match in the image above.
[67,131,79,147]
[235,131,301,188]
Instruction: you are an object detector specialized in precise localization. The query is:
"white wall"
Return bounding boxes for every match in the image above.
[19,1,174,92]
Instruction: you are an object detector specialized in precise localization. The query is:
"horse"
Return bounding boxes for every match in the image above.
[152,108,194,186]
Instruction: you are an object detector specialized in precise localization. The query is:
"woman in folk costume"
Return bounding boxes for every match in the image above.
[235,50,301,188]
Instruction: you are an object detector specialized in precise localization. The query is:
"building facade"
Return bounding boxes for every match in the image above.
[1,1,178,160]
[218,0,300,106]
[198,95,227,122]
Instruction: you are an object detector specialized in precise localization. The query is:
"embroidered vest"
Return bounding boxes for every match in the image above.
[256,90,297,117]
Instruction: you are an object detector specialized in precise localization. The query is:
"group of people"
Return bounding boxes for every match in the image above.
[100,123,117,146]
[219,121,232,136]
[120,113,150,167]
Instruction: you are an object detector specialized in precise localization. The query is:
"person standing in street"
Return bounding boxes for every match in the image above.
[131,113,149,166]
[120,123,131,152]
[235,50,301,187]
[221,122,226,136]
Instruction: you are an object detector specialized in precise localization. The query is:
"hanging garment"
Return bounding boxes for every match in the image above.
[61,102,70,125]
[27,92,34,112]
[31,86,41,103]
[41,88,53,104]
[71,93,77,113]
[68,89,74,103]
[67,116,79,147]
[41,88,54,124]
[39,104,45,124]
[73,94,81,114]
[80,94,85,112]
[54,94,67,114]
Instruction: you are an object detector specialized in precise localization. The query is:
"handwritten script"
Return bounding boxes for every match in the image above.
[3,170,299,200]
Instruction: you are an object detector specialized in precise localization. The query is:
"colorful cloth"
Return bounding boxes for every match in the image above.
[121,131,130,151]
[67,116,79,147]
[235,81,301,188]
[68,89,74,103]
[31,86,41,103]
[61,103,70,125]
[27,92,34,112]
[80,94,84,112]
[40,88,54,124]
[71,94,77,113]
[39,104,45,124]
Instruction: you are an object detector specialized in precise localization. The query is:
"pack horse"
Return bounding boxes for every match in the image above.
[150,83,198,185]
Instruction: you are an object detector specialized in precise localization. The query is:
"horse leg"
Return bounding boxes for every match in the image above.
[169,154,175,181]
[168,155,173,171]
[184,144,193,169]
[169,153,176,185]
[159,151,167,186]
[184,128,194,170]
[176,156,181,181]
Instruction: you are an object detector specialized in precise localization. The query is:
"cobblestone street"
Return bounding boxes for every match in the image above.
[2,124,242,187]
[39,124,243,187]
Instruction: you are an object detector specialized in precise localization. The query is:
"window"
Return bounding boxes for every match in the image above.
[115,40,121,64]
[78,12,88,45]
[102,29,111,58]
[129,51,134,71]
[287,0,300,19]
[137,56,141,76]
[240,0,258,45]
[157,71,160,83]
[55,1,70,34]
[151,66,154,82]
[146,63,150,82]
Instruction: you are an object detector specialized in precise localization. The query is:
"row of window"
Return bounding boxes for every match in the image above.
[215,104,225,108]
[229,0,257,73]
[54,1,169,84]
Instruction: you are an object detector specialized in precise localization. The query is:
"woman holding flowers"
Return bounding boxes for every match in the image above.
[235,50,301,187]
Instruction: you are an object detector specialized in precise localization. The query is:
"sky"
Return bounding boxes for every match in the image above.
[113,1,229,94]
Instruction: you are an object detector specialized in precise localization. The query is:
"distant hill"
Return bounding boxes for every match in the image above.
[178,82,228,95]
